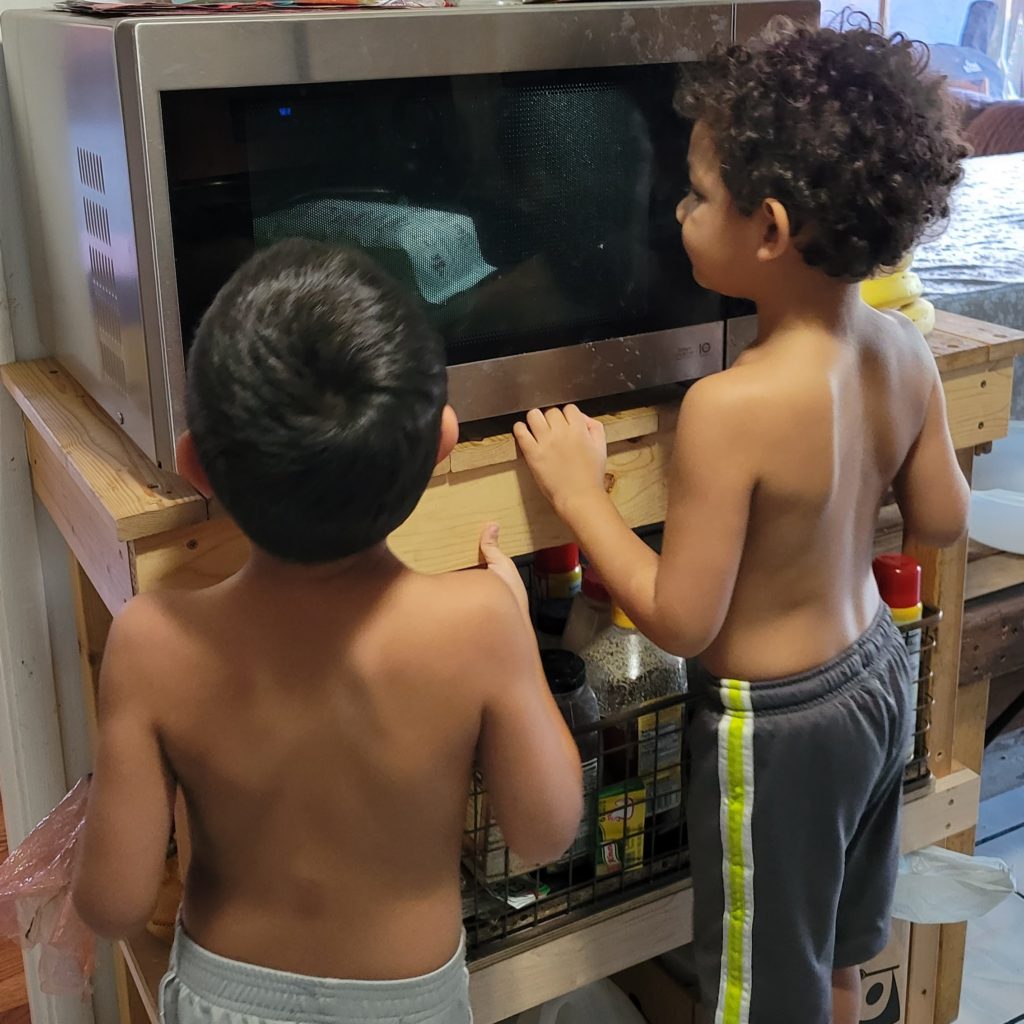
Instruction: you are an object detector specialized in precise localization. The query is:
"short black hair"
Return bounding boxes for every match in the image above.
[186,239,447,563]
[676,14,969,280]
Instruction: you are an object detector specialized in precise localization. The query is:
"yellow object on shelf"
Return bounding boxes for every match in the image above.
[897,297,937,336]
[860,270,924,310]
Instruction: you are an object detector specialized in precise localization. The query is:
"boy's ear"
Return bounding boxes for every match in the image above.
[175,431,214,498]
[437,404,459,466]
[755,198,793,264]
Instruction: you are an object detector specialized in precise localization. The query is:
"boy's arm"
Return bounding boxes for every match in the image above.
[73,599,176,939]
[892,360,970,549]
[472,549,584,866]
[515,378,754,657]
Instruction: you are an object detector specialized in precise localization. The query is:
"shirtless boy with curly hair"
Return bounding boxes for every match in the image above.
[515,17,970,1023]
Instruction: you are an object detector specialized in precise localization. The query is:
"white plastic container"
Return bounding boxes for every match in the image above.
[504,979,648,1024]
[970,421,1024,553]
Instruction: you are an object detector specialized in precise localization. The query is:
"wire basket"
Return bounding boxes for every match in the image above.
[462,605,941,959]
[463,692,693,958]
[900,606,941,792]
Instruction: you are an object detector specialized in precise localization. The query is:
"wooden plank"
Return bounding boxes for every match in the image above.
[470,883,694,1024]
[930,310,1024,372]
[119,933,167,1024]
[905,449,973,778]
[2,360,206,541]
[448,406,662,477]
[133,431,674,582]
[905,924,940,1024]
[25,424,134,613]
[960,583,1024,684]
[131,517,249,594]
[900,766,980,853]
[449,433,518,475]
[392,430,673,574]
[68,557,113,750]
[932,673,990,1024]
[941,363,1013,450]
[964,552,1024,602]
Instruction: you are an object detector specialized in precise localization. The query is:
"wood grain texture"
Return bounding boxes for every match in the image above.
[26,424,134,613]
[131,517,249,594]
[69,557,112,751]
[904,449,974,779]
[392,431,674,574]
[2,360,205,541]
[960,584,1024,684]
[900,766,981,854]
[942,363,1013,450]
[927,310,1024,372]
[905,924,940,1024]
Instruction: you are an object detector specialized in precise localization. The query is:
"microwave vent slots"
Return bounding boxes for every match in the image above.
[99,339,128,395]
[76,147,106,195]
[83,197,111,247]
[87,242,127,396]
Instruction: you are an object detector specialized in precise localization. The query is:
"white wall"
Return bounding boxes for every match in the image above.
[0,7,104,1023]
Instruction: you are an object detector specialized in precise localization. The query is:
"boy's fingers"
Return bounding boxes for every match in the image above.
[526,408,549,436]
[513,421,537,452]
[479,523,503,564]
[564,404,587,428]
[544,407,567,430]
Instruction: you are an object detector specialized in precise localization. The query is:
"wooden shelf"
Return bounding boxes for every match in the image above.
[118,766,980,1024]
[6,308,1011,1024]
[4,311,1024,605]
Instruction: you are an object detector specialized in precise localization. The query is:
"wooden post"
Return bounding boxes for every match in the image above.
[902,448,975,1023]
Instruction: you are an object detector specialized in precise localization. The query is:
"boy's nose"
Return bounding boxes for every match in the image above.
[675,196,689,225]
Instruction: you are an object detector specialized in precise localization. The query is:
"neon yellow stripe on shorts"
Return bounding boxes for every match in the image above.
[716,679,754,1024]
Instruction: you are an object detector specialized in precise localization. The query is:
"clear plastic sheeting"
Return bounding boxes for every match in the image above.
[0,777,95,998]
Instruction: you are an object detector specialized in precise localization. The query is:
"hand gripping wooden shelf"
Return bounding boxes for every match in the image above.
[4,309,1023,1024]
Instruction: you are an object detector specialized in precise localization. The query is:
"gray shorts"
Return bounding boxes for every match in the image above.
[160,925,472,1024]
[688,603,912,1024]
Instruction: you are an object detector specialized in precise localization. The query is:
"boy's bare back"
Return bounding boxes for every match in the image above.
[83,552,578,979]
[72,242,582,983]
[699,305,961,679]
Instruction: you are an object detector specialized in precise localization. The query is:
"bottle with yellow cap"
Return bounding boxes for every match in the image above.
[580,608,686,836]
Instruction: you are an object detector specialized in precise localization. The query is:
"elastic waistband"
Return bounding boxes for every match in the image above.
[698,603,903,713]
[169,924,468,1023]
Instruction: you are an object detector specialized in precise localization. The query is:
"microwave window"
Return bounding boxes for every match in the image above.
[162,65,721,367]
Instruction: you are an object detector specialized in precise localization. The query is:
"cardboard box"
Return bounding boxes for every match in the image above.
[859,919,911,1024]
[612,958,698,1024]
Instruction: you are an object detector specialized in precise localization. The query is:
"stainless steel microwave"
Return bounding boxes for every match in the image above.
[3,1,815,470]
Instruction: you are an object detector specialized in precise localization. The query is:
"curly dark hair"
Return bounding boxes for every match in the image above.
[676,14,969,280]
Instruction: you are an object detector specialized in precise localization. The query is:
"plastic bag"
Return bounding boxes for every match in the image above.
[892,844,1017,924]
[0,777,95,997]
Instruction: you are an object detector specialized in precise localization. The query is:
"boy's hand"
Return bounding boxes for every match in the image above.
[480,523,530,622]
[513,406,607,518]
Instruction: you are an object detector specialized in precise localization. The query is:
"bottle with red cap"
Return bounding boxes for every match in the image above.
[532,544,583,648]
[873,553,923,763]
[563,566,613,654]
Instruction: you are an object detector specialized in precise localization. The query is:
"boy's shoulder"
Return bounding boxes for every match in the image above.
[97,588,211,711]
[408,563,525,633]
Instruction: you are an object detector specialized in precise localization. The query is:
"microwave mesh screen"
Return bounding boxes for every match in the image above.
[164,64,721,368]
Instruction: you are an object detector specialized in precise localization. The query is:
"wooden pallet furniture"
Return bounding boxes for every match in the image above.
[4,309,1023,1024]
